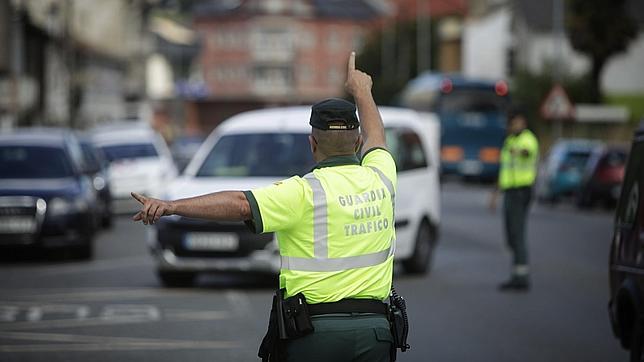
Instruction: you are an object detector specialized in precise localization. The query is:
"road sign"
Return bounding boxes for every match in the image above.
[540,84,574,120]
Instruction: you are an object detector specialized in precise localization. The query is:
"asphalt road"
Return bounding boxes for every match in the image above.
[0,183,627,361]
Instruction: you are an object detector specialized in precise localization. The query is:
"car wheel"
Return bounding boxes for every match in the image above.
[631,319,644,362]
[158,270,196,288]
[402,220,435,275]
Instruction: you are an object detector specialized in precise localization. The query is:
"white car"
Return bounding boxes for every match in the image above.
[91,123,177,214]
[150,107,440,287]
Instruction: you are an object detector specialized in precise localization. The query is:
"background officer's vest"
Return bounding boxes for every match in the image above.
[499,129,539,190]
[279,164,395,304]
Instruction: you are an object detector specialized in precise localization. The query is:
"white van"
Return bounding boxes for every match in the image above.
[150,107,440,287]
[91,124,177,214]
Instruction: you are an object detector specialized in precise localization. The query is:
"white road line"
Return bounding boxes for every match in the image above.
[0,287,209,303]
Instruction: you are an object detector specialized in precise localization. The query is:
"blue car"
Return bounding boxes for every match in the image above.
[0,129,98,259]
[537,139,603,203]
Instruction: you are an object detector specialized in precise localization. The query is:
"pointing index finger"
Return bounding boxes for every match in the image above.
[131,192,147,205]
[347,51,355,74]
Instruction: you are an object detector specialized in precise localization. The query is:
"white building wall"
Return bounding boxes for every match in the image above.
[462,8,511,80]
[522,33,589,76]
[602,34,644,94]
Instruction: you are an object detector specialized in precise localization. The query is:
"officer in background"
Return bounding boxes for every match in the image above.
[131,52,398,361]
[489,107,539,291]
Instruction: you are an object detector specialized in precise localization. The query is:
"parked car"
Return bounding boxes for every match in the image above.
[149,106,441,287]
[170,135,206,173]
[577,145,628,209]
[91,123,177,214]
[608,124,644,361]
[0,128,97,259]
[537,139,602,203]
[79,137,113,228]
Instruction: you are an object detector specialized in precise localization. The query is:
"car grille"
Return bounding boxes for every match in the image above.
[0,197,41,245]
[158,218,274,258]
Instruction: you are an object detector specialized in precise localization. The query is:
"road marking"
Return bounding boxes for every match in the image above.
[0,287,208,303]
[0,331,240,352]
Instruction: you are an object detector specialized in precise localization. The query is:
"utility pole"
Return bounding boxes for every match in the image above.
[417,0,431,75]
[10,1,24,128]
[552,0,565,140]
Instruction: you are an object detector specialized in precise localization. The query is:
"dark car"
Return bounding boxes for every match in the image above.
[79,137,113,228]
[577,145,628,209]
[608,124,644,361]
[0,129,97,259]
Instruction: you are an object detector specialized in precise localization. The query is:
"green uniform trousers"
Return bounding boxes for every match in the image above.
[286,313,393,362]
[503,186,533,267]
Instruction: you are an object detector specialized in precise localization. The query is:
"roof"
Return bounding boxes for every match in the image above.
[216,105,425,135]
[192,0,382,20]
[516,0,644,32]
[90,125,160,146]
[0,128,72,147]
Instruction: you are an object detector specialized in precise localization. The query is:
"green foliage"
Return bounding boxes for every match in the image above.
[565,0,638,102]
[606,94,644,123]
[355,19,440,105]
[511,63,592,127]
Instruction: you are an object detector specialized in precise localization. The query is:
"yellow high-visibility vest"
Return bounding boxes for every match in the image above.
[499,129,539,190]
[245,149,396,304]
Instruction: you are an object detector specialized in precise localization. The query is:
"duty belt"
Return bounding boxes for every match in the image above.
[307,299,388,316]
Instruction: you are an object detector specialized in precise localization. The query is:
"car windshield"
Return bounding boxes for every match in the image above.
[0,145,75,178]
[100,143,158,163]
[196,133,314,177]
[562,151,591,169]
[439,89,508,114]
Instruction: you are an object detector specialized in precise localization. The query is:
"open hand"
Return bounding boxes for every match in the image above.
[344,51,372,97]
[131,192,174,225]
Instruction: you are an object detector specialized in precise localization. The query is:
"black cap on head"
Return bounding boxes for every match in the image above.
[310,98,360,130]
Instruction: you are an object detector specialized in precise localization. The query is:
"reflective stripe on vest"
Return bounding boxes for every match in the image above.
[279,171,395,272]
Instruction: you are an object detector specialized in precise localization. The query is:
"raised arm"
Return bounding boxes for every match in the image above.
[344,52,387,156]
[131,191,251,225]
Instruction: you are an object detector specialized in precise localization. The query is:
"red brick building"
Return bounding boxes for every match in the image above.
[190,0,383,131]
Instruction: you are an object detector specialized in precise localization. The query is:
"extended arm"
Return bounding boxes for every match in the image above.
[131,191,251,225]
[344,52,387,156]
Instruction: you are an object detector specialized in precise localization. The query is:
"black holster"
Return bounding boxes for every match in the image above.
[258,289,314,361]
[388,287,410,361]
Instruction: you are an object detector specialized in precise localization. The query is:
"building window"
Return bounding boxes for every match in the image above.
[327,28,341,51]
[299,30,316,49]
[253,65,292,89]
[209,65,248,83]
[298,64,314,84]
[327,67,341,85]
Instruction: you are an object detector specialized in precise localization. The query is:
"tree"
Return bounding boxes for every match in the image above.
[354,19,439,105]
[566,0,638,103]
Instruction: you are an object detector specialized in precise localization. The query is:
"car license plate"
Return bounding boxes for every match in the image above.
[0,217,36,234]
[459,160,483,176]
[184,233,239,251]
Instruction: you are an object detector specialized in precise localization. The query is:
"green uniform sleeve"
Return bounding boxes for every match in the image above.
[245,176,307,234]
[361,147,398,187]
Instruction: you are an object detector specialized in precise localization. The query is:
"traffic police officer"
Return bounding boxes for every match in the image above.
[490,107,539,291]
[131,52,398,361]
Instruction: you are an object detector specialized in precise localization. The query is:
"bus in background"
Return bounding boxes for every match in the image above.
[399,73,510,181]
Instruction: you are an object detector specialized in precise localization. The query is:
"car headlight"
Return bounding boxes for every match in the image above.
[93,176,106,191]
[48,197,88,215]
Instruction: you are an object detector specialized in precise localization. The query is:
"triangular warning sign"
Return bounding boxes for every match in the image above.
[540,84,574,120]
